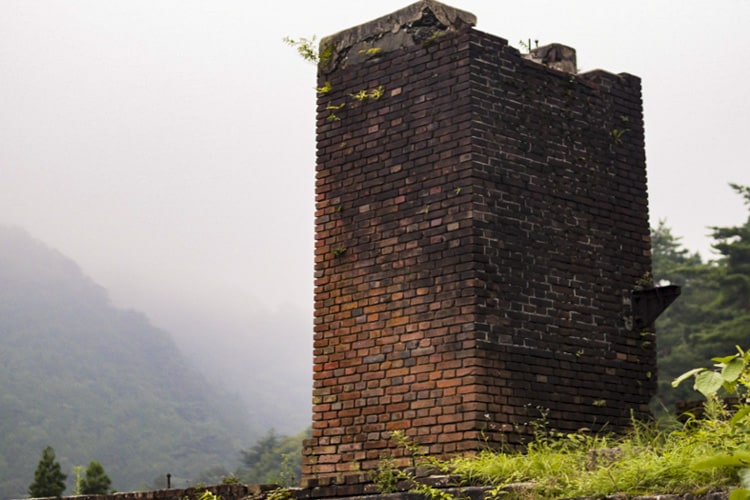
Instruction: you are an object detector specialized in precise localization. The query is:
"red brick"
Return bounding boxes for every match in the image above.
[305,5,654,486]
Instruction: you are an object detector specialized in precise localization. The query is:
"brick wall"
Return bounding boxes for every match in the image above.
[304,0,655,486]
[468,30,654,441]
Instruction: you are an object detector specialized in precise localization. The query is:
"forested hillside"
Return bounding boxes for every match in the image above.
[0,227,257,498]
[652,184,750,411]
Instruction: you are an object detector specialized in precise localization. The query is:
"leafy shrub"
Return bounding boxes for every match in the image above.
[673,346,750,500]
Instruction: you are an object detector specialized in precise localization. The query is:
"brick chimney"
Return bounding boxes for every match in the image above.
[304,0,658,488]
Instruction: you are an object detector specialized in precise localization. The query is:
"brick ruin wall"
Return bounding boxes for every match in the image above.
[304,1,655,487]
[469,33,653,441]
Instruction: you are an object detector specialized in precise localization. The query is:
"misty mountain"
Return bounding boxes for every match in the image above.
[0,226,265,498]
[163,304,312,436]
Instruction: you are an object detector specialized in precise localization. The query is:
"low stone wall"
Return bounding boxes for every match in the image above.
[22,482,731,500]
[19,484,277,500]
[297,487,730,500]
[293,478,731,500]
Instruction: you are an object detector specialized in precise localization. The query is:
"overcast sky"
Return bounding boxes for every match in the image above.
[2,1,749,357]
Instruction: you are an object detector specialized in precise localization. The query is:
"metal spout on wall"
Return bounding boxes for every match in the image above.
[632,284,682,330]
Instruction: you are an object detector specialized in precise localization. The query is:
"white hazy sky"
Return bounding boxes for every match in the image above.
[2,1,749,348]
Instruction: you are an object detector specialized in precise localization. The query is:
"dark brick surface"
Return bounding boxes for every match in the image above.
[305,17,654,486]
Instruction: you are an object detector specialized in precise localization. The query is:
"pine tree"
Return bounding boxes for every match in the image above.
[652,184,750,412]
[80,461,112,495]
[710,183,750,313]
[238,428,310,485]
[691,183,750,356]
[651,221,713,409]
[28,446,67,498]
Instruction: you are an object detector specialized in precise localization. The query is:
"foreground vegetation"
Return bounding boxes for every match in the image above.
[372,347,750,500]
[429,405,744,498]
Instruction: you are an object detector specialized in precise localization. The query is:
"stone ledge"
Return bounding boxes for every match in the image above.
[293,484,731,500]
[19,483,732,500]
[524,43,577,74]
[318,0,476,73]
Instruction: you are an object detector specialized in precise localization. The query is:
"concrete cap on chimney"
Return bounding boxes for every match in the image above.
[318,0,476,73]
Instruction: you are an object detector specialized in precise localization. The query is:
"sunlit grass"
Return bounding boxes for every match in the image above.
[434,404,744,498]
[369,350,750,499]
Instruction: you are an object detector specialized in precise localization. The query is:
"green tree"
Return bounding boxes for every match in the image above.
[237,428,310,486]
[651,220,713,409]
[28,446,67,498]
[653,184,750,412]
[73,466,84,495]
[80,461,112,495]
[709,183,750,313]
[687,184,750,366]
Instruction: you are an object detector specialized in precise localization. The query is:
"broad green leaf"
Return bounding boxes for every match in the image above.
[730,488,750,500]
[693,452,750,470]
[740,468,750,489]
[713,354,739,364]
[672,368,706,388]
[724,380,738,394]
[695,371,725,397]
[731,406,750,426]
[722,357,746,383]
[693,455,738,469]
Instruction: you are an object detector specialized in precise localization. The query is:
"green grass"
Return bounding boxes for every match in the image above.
[380,401,748,499]
[373,348,750,499]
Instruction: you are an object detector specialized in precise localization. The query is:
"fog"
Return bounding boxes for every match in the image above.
[2,0,748,432]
